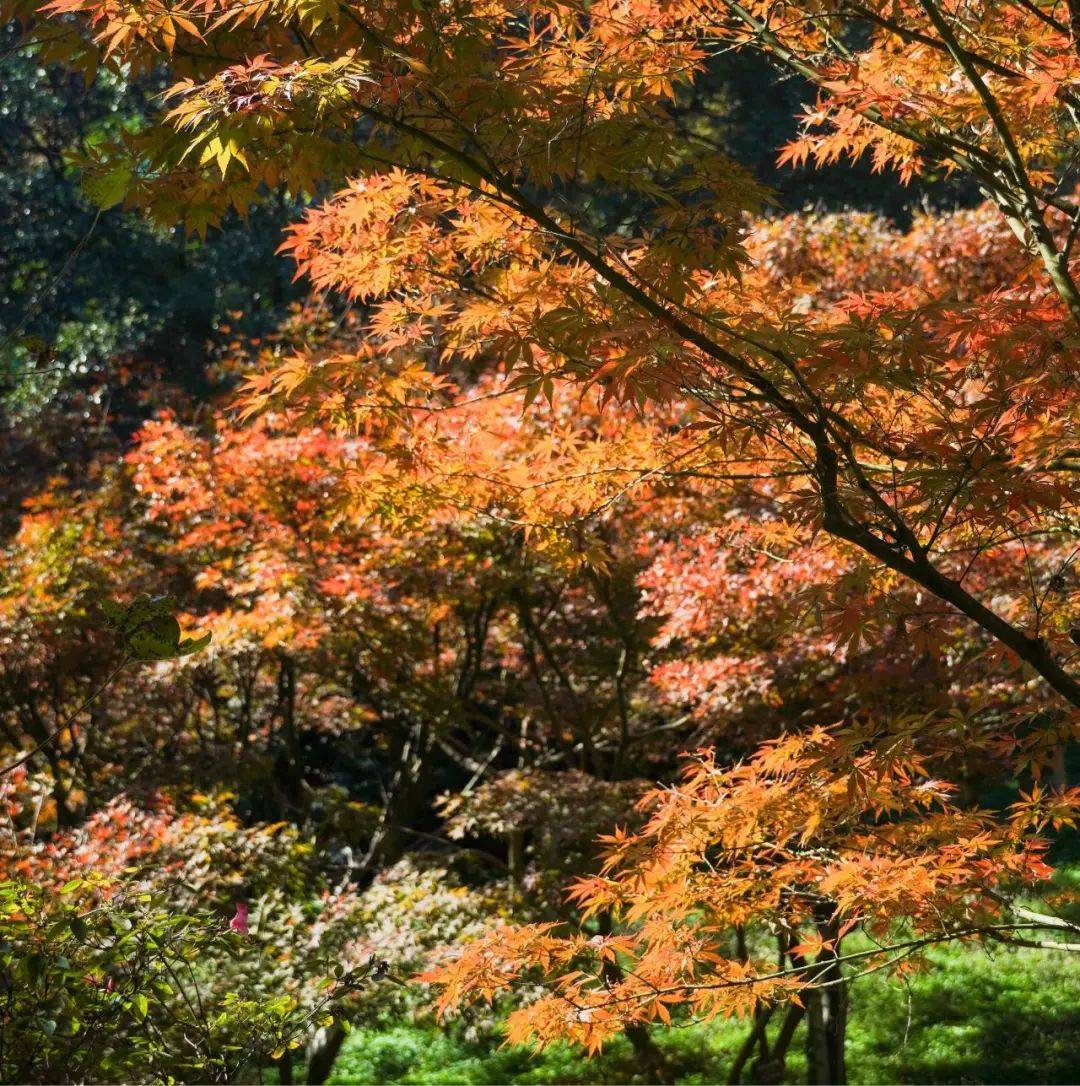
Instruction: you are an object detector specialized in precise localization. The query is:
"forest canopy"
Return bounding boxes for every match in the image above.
[3,1,1080,1083]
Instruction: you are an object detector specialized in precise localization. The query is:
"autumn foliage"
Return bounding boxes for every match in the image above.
[5,0,1080,1082]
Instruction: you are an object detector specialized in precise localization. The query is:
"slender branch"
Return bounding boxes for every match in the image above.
[915,0,1080,324]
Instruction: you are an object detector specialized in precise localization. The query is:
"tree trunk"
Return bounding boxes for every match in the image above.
[788,914,848,1086]
[728,932,812,1085]
[729,1002,804,1085]
[625,1021,670,1084]
[507,828,525,887]
[305,1024,346,1085]
[803,964,846,1084]
[275,1049,294,1085]
[372,718,432,865]
[275,654,306,814]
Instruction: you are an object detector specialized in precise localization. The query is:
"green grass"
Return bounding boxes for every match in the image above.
[329,938,1080,1084]
[328,1020,744,1085]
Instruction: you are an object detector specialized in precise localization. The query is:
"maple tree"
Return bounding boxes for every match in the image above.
[4,0,1075,711]
[6,0,1080,1081]
[414,198,1080,1080]
[426,729,1080,1082]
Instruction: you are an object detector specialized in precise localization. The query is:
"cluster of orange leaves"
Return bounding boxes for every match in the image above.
[425,729,1070,1051]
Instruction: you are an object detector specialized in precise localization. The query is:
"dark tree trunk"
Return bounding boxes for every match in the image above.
[373,717,432,865]
[803,981,846,1085]
[727,1002,804,1085]
[275,1049,294,1085]
[784,913,848,1086]
[803,945,847,1085]
[305,1024,346,1085]
[625,1021,670,1084]
[729,932,810,1085]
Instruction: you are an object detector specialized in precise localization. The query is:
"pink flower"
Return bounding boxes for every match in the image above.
[229,902,249,934]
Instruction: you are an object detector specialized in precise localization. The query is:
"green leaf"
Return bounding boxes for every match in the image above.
[23,953,45,982]
[128,613,182,660]
[98,600,126,627]
[83,162,133,210]
[176,631,212,657]
[99,595,211,661]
